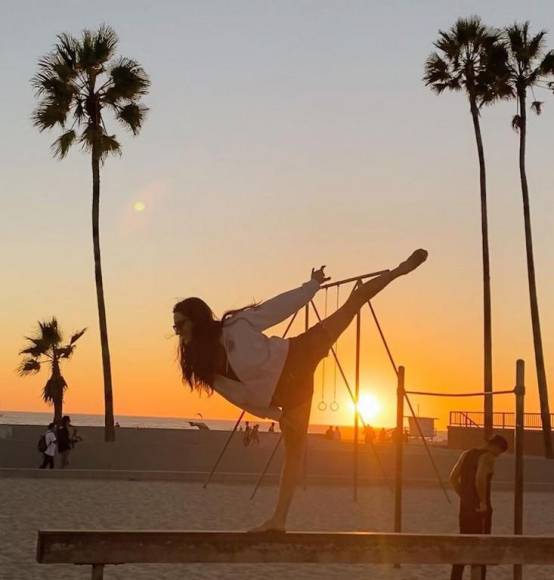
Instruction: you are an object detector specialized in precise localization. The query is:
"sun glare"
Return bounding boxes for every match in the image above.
[351,392,382,424]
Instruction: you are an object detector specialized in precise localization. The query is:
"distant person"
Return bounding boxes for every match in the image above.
[115,421,121,428]
[268,422,275,432]
[172,250,428,532]
[364,425,375,445]
[449,434,509,580]
[57,415,74,468]
[243,421,252,447]
[39,423,57,469]
[324,426,334,440]
[378,428,387,444]
[333,426,342,441]
[251,424,260,445]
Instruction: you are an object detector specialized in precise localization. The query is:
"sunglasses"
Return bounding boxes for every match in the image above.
[173,319,187,333]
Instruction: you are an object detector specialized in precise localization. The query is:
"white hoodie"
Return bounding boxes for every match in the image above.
[213,278,321,419]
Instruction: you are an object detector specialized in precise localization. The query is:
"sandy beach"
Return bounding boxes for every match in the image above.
[1,478,553,580]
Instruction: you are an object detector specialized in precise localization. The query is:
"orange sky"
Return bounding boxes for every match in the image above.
[1,2,553,428]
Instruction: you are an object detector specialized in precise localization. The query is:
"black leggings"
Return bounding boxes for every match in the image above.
[40,454,54,469]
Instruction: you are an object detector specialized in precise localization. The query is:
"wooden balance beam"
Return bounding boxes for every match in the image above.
[37,530,554,579]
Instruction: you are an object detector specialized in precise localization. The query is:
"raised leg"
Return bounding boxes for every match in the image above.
[320,249,428,345]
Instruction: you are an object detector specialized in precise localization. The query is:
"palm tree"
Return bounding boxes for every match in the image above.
[424,17,510,439]
[31,26,150,441]
[503,22,554,458]
[19,319,86,423]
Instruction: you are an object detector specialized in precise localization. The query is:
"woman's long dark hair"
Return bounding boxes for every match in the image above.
[173,298,256,395]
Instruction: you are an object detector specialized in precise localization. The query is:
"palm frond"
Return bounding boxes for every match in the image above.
[56,32,79,69]
[69,328,87,345]
[104,57,150,103]
[116,103,148,135]
[505,22,527,58]
[32,101,69,131]
[19,344,46,357]
[43,373,68,404]
[77,25,118,70]
[56,345,75,359]
[93,24,119,64]
[51,129,76,159]
[512,114,522,131]
[79,126,121,158]
[18,358,41,376]
[528,31,547,60]
[540,50,554,75]
[39,318,62,345]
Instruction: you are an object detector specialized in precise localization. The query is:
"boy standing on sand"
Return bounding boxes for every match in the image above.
[449,434,509,580]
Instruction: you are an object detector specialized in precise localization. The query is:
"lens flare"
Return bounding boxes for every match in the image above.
[352,392,382,423]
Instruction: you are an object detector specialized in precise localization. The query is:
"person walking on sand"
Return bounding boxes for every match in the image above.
[449,434,509,580]
[251,424,261,445]
[39,423,57,469]
[172,248,428,532]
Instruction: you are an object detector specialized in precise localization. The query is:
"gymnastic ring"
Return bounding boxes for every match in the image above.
[317,401,328,411]
[330,401,340,412]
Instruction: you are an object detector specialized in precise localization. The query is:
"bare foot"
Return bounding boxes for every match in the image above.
[396,249,428,276]
[247,517,286,533]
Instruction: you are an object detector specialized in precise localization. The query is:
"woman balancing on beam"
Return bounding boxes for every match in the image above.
[173,248,428,532]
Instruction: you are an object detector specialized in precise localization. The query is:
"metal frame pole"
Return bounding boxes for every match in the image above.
[354,309,361,502]
[394,366,405,534]
[513,359,525,580]
[302,304,309,490]
[367,301,451,503]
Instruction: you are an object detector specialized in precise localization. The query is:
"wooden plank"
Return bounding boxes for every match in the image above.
[36,531,554,566]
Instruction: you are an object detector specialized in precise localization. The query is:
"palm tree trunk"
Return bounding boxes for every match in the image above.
[92,148,116,442]
[53,397,63,425]
[470,101,493,439]
[518,91,553,458]
[52,358,63,424]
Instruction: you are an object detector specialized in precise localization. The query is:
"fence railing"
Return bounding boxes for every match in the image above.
[449,410,552,431]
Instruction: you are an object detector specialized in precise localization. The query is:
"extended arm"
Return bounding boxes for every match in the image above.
[237,278,320,331]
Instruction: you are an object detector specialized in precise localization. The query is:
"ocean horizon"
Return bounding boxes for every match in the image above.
[0,410,336,434]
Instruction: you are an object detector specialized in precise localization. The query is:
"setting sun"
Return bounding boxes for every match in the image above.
[349,392,382,424]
